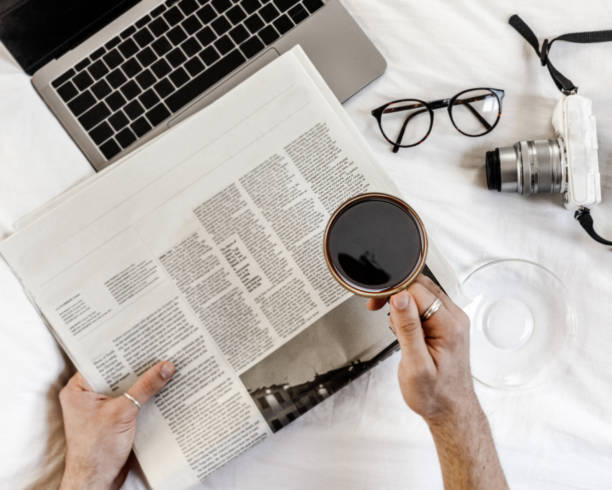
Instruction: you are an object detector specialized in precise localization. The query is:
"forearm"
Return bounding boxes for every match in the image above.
[427,398,508,490]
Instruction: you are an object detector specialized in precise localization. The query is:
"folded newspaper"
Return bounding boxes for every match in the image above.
[0,47,458,489]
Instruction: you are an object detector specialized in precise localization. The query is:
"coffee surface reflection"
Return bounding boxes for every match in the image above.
[326,196,424,293]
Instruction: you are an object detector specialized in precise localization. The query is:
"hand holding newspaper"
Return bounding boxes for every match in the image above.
[0,47,458,489]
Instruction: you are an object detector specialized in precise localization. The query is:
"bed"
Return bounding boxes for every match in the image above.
[1,0,612,488]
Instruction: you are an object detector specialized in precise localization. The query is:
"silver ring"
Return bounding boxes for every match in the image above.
[421,298,443,322]
[123,392,142,409]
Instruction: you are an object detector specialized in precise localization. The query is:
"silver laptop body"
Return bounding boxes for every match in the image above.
[31,0,386,171]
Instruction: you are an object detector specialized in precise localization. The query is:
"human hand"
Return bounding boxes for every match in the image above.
[367,275,476,424]
[59,361,175,490]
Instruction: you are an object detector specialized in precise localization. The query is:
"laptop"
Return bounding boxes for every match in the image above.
[0,0,386,171]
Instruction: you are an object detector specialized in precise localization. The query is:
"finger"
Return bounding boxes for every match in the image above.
[367,297,388,311]
[415,275,460,314]
[66,372,94,392]
[122,361,175,411]
[389,291,431,366]
[405,282,455,334]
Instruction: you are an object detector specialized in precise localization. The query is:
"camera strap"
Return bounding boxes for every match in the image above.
[509,15,612,95]
[575,208,612,246]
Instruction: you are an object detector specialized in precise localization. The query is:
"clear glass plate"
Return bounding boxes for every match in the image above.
[461,259,576,390]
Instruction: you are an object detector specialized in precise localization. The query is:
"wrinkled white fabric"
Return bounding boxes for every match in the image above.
[1,1,611,489]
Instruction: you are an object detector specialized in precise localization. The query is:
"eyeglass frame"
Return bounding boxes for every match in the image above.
[371,88,505,153]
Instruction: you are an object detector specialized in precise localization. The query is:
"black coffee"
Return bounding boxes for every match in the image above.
[326,196,424,293]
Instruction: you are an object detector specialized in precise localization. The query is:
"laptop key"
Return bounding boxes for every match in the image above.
[151,5,166,17]
[288,4,307,24]
[109,111,130,131]
[196,26,216,46]
[136,69,156,89]
[52,69,76,88]
[167,49,245,113]
[136,47,157,66]
[259,4,279,22]
[91,79,112,99]
[215,35,234,55]
[118,39,139,58]
[91,47,106,60]
[136,14,152,28]
[182,15,202,34]
[152,37,173,56]
[122,58,143,78]
[258,25,279,45]
[241,0,261,14]
[57,81,78,102]
[116,128,137,149]
[169,67,189,87]
[244,13,264,34]
[134,28,154,48]
[167,26,188,44]
[107,68,128,88]
[212,0,231,13]
[68,91,96,116]
[200,46,220,65]
[146,103,171,126]
[88,60,109,80]
[179,0,198,15]
[105,36,122,50]
[229,25,249,44]
[105,92,127,111]
[74,71,94,91]
[273,14,293,34]
[181,38,201,57]
[185,57,205,75]
[227,5,246,23]
[89,121,114,145]
[303,0,323,13]
[150,17,170,36]
[211,16,231,35]
[125,100,145,119]
[167,48,187,67]
[103,49,124,70]
[75,58,91,71]
[78,102,111,131]
[152,58,172,77]
[120,80,141,100]
[131,116,153,137]
[240,36,264,58]
[100,139,121,160]
[164,6,184,25]
[121,25,136,39]
[139,89,160,109]
[195,5,216,23]
[154,78,174,98]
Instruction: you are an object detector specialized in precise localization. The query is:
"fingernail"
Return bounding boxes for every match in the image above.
[160,362,175,380]
[392,291,410,310]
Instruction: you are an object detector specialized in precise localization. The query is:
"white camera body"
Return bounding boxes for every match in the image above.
[552,94,602,210]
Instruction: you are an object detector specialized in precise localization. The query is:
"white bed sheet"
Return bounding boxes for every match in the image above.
[1,1,612,489]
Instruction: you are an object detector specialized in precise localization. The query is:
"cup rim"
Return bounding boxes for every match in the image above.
[323,192,428,298]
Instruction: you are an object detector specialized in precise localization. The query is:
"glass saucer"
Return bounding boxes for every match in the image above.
[461,259,576,390]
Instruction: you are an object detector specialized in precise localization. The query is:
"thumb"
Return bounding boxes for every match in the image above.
[123,361,175,412]
[390,291,429,361]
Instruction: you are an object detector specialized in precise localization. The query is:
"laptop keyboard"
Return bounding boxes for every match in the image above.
[50,0,325,161]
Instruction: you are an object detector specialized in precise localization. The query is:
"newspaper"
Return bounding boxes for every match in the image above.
[0,47,458,489]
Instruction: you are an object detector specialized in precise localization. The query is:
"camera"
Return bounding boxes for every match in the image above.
[485,94,601,210]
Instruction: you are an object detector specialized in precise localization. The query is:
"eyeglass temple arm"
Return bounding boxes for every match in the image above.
[392,108,429,153]
[430,95,493,130]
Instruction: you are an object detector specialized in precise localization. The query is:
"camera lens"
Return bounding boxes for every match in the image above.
[485,139,565,195]
[486,150,502,191]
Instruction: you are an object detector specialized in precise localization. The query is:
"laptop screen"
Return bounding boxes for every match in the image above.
[0,0,140,75]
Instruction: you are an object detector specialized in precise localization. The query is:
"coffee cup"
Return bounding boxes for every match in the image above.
[323,192,428,298]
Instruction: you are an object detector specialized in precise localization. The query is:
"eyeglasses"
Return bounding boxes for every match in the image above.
[371,88,505,153]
